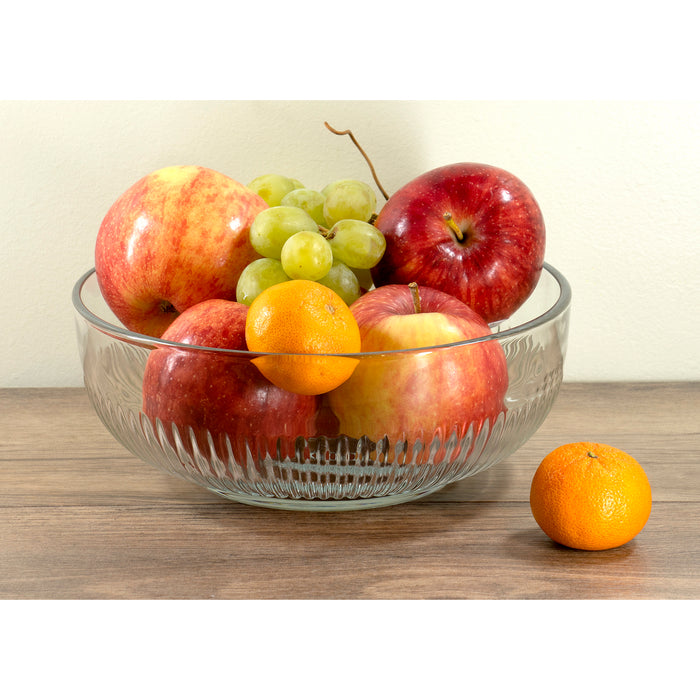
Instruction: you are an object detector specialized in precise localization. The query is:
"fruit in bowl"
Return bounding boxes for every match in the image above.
[372,162,546,324]
[141,298,322,464]
[327,283,509,457]
[95,165,267,337]
[244,279,362,396]
[74,125,571,510]
[235,182,386,306]
[73,263,570,510]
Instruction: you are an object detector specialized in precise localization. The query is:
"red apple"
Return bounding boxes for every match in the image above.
[95,165,267,337]
[141,298,321,464]
[372,162,545,324]
[327,284,509,453]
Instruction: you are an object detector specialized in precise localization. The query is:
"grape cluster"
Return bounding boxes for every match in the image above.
[236,174,386,306]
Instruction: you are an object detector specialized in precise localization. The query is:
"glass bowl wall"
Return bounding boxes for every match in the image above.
[72,264,571,511]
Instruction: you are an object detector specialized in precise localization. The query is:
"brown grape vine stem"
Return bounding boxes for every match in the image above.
[324,121,390,201]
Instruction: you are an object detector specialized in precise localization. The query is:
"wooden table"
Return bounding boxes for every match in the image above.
[1,383,698,599]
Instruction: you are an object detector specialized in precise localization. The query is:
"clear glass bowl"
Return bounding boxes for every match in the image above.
[72,264,571,511]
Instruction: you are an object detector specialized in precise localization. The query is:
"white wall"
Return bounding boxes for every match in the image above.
[2,100,699,386]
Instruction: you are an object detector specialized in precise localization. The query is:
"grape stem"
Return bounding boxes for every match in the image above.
[324,121,390,201]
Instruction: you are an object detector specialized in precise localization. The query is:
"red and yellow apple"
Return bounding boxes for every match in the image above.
[373,162,546,324]
[327,283,509,451]
[141,298,321,463]
[95,165,267,337]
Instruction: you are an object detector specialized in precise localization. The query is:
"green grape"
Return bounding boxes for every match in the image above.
[249,206,319,259]
[350,266,375,293]
[322,179,377,225]
[326,219,387,269]
[280,230,333,281]
[247,174,302,206]
[317,261,361,306]
[236,258,291,305]
[281,188,328,227]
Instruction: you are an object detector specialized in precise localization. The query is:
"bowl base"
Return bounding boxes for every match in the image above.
[208,485,444,511]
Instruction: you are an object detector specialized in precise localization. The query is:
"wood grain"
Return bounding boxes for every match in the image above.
[1,383,699,599]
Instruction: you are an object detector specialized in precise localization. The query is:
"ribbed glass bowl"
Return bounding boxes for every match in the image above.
[72,264,570,511]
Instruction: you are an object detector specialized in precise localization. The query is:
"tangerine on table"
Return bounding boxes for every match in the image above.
[529,442,652,551]
[245,279,361,396]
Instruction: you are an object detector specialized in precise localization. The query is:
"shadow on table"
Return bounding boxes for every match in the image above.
[502,528,651,599]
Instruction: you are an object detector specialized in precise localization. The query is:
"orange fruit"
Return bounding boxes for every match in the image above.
[245,279,361,395]
[529,442,652,551]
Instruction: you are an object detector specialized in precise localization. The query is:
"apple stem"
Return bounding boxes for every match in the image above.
[443,213,465,242]
[408,282,421,314]
[324,121,390,201]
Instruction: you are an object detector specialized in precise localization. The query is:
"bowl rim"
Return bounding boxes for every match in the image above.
[72,262,571,358]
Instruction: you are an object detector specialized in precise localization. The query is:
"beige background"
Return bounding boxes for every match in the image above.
[2,100,699,386]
